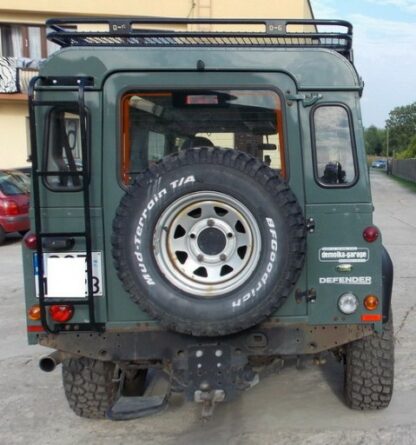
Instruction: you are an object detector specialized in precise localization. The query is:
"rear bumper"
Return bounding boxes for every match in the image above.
[0,214,29,233]
[38,322,374,361]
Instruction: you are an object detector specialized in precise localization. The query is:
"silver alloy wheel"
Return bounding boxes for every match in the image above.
[153,191,261,297]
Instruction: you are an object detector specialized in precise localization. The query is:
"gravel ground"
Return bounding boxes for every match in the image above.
[0,170,415,445]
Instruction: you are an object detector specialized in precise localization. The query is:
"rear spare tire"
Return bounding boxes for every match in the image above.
[112,147,305,336]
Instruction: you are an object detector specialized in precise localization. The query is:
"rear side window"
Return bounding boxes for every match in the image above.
[45,108,85,191]
[121,90,285,185]
[313,105,356,186]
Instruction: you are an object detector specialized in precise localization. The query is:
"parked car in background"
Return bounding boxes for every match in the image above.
[16,166,32,177]
[0,170,30,244]
[371,159,387,169]
[3,169,31,192]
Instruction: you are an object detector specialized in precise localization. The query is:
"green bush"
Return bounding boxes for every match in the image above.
[396,135,416,159]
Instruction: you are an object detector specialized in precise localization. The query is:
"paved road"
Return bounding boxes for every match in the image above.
[1,171,416,445]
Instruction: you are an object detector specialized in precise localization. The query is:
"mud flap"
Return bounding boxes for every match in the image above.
[382,246,393,323]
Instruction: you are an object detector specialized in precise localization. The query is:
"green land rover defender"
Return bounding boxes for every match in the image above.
[22,17,394,419]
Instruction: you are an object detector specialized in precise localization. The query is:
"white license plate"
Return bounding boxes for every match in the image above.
[34,252,103,298]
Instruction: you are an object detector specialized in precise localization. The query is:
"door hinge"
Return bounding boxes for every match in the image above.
[286,93,323,107]
[295,288,317,304]
[305,217,315,233]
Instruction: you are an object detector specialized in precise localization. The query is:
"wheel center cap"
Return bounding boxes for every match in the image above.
[197,228,226,255]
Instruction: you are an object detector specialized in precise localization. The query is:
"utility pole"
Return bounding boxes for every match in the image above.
[386,126,389,158]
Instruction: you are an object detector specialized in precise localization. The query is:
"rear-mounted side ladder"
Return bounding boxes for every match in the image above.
[28,76,103,333]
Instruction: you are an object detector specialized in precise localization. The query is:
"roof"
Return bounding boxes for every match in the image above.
[40,17,361,91]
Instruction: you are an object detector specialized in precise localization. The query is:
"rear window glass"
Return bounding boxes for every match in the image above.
[313,105,356,186]
[121,90,285,184]
[0,174,27,195]
[45,108,85,191]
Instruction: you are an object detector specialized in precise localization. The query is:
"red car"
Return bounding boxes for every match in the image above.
[0,170,30,244]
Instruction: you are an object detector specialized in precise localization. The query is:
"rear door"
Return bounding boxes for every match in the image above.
[102,71,308,325]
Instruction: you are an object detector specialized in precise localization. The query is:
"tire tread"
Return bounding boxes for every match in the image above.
[62,357,117,419]
[344,314,394,410]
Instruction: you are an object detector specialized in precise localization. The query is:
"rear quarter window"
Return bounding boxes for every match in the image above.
[312,105,357,187]
[44,108,86,191]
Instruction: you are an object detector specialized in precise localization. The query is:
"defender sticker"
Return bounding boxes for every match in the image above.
[319,276,372,285]
[319,247,369,263]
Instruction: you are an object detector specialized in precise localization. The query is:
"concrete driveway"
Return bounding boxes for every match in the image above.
[1,170,415,445]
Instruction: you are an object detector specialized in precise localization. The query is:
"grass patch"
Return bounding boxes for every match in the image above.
[388,173,416,193]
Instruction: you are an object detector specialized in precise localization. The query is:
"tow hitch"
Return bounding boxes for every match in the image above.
[175,343,258,419]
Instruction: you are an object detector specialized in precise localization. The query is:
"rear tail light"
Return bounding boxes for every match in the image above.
[364,295,379,311]
[27,325,45,333]
[49,305,74,323]
[363,226,379,243]
[23,232,37,250]
[1,199,19,216]
[361,314,382,322]
[28,304,41,321]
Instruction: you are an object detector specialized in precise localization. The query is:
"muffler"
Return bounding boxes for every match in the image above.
[39,351,62,372]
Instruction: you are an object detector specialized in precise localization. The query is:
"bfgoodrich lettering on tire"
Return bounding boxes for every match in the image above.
[112,147,306,336]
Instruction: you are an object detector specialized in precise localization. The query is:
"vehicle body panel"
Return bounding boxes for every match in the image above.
[22,39,384,346]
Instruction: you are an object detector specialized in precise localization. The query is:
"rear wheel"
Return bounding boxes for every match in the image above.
[0,226,5,245]
[62,357,118,419]
[344,312,394,409]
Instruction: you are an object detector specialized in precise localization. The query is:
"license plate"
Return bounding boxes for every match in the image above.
[34,252,103,298]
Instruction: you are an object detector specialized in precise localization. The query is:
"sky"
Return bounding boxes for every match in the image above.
[310,0,416,128]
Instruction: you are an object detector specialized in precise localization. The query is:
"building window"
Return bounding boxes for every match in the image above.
[0,24,59,59]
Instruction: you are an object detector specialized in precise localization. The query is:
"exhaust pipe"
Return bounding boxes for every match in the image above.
[39,351,62,372]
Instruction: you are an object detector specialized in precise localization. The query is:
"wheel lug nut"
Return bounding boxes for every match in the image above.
[190,233,196,239]
[197,254,204,262]
[220,254,227,261]
[227,233,233,238]
[207,219,215,227]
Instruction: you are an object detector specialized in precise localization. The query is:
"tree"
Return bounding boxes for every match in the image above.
[364,126,385,156]
[396,134,416,159]
[385,102,416,153]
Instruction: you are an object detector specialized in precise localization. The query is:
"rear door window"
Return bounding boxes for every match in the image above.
[121,90,285,185]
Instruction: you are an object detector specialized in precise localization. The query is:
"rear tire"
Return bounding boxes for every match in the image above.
[344,312,394,409]
[0,226,5,245]
[62,357,118,419]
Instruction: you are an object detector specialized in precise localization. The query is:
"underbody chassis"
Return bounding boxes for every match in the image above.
[39,322,373,418]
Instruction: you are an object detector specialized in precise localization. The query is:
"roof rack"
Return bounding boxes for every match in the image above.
[46,17,353,62]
